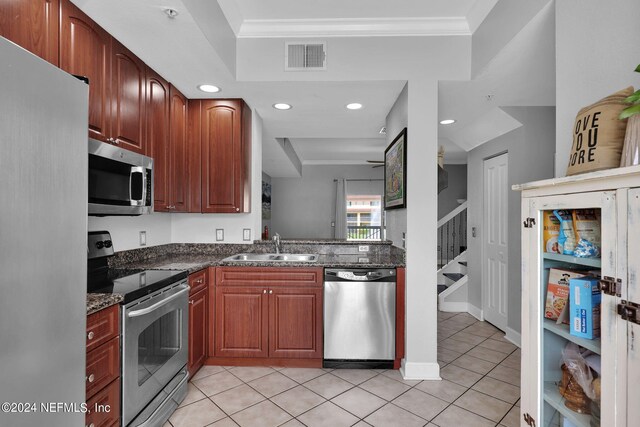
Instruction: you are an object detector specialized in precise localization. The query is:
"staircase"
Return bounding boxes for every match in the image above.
[436,202,469,312]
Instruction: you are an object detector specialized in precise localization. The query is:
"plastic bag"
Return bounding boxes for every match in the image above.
[572,209,601,256]
[554,210,577,255]
[561,342,596,400]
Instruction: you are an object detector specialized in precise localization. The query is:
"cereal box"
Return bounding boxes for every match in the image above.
[569,276,601,339]
[544,268,587,321]
[543,211,561,253]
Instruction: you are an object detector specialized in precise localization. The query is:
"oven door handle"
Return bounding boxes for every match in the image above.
[127,285,190,318]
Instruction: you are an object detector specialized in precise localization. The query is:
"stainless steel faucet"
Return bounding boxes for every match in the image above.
[273,233,282,254]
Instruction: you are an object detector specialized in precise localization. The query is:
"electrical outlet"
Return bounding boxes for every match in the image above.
[243,228,251,241]
[358,245,370,252]
[139,231,146,246]
[215,229,224,241]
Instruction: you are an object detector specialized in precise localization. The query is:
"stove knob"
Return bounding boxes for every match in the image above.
[95,241,104,249]
[104,240,112,248]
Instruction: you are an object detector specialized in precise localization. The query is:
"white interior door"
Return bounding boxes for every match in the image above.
[483,153,509,331]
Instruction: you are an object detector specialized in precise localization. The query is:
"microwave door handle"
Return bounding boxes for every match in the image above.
[130,166,145,206]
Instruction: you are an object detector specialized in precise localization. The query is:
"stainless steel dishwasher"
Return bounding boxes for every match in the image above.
[323,268,396,368]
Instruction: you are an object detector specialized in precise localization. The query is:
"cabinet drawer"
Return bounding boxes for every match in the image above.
[86,337,120,399]
[86,377,120,427]
[87,304,119,352]
[189,269,208,295]
[216,267,323,288]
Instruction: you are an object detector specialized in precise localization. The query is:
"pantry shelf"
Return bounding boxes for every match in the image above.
[542,253,601,268]
[543,319,601,355]
[543,382,592,427]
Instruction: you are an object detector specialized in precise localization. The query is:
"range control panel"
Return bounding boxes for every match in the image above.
[88,231,115,259]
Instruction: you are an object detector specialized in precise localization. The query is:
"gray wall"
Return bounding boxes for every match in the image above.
[555,0,640,177]
[438,164,467,220]
[467,107,555,334]
[385,83,408,248]
[270,165,383,239]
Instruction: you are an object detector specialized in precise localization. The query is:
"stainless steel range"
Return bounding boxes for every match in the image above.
[87,231,189,427]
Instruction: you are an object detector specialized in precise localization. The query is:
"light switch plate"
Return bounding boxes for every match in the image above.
[243,228,251,241]
[215,229,224,241]
[139,231,146,246]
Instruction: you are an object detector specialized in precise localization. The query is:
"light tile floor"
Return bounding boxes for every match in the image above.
[163,312,521,427]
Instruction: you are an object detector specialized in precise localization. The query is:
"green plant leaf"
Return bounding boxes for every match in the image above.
[624,92,640,104]
[635,63,640,73]
[619,104,640,119]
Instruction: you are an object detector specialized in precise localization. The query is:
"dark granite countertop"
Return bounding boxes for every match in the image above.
[87,293,123,315]
[109,241,405,274]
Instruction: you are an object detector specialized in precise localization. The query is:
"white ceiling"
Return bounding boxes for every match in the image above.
[72,0,554,177]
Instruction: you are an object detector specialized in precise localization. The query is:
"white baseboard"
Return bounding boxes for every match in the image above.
[400,359,441,380]
[438,301,468,313]
[467,304,484,321]
[505,327,522,348]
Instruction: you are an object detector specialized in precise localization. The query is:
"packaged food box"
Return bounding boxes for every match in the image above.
[544,268,587,321]
[543,211,561,253]
[569,276,601,339]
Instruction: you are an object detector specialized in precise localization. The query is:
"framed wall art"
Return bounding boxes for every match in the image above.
[384,128,407,210]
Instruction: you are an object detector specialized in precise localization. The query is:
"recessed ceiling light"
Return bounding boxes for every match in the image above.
[439,119,456,125]
[198,84,220,93]
[273,103,292,110]
[163,8,179,19]
[346,103,363,110]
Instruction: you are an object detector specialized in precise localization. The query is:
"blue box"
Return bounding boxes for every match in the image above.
[569,277,601,339]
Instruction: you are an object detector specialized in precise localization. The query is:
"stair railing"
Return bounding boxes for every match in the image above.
[437,202,467,269]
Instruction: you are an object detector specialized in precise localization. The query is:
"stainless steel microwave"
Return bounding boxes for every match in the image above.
[88,138,153,216]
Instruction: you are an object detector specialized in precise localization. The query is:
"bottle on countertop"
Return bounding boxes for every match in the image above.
[263,226,269,240]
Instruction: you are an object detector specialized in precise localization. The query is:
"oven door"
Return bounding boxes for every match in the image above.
[122,282,189,426]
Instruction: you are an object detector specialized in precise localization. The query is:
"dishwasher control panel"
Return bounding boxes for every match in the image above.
[325,268,396,282]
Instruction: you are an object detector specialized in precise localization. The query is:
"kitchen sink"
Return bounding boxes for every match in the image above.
[222,253,318,263]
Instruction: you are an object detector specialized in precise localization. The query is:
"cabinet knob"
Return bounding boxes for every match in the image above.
[195,279,203,284]
[87,423,95,427]
[87,373,95,383]
[269,290,273,294]
[87,331,94,340]
[263,289,267,294]
[188,300,194,304]
[235,207,240,212]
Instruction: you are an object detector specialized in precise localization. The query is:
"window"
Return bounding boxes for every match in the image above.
[346,195,382,241]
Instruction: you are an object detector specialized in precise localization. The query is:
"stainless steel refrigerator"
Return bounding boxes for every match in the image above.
[0,37,89,426]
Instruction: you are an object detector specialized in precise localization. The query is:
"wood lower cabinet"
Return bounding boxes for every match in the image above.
[0,0,59,66]
[213,267,323,362]
[86,304,120,426]
[188,270,208,376]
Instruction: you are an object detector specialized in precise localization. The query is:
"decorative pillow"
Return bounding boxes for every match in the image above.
[566,86,634,176]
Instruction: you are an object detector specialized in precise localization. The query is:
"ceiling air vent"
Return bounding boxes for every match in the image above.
[285,42,327,71]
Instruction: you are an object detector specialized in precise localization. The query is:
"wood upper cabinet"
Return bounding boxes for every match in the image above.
[60,0,111,143]
[145,67,170,211]
[187,100,202,213]
[170,86,188,212]
[0,0,59,66]
[110,39,146,153]
[200,99,251,213]
[214,267,323,360]
[60,0,145,153]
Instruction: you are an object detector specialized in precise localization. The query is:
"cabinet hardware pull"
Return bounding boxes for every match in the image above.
[269,290,273,294]
[87,331,94,340]
[87,423,95,427]
[235,207,240,212]
[87,374,95,383]
[188,300,194,304]
[263,289,267,294]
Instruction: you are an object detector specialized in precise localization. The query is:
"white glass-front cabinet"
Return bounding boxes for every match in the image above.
[514,166,640,427]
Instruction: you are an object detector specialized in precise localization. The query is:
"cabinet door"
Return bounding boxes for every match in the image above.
[201,99,246,213]
[59,0,111,142]
[170,86,188,212]
[214,286,268,358]
[269,287,322,359]
[188,288,207,377]
[186,99,202,213]
[625,187,640,424]
[111,39,145,153]
[0,0,59,66]
[145,68,170,211]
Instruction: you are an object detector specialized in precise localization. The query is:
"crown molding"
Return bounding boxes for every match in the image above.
[237,17,470,38]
